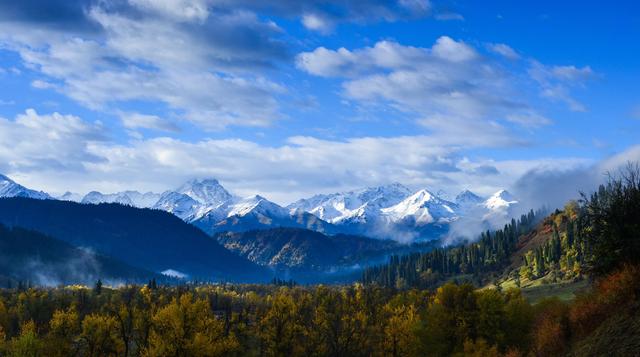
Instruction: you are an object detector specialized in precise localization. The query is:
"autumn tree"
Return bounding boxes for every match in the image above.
[81,313,124,357]
[144,293,238,357]
[10,320,42,357]
[47,307,80,356]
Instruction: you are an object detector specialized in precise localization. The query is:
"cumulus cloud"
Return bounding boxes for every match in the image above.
[0,0,444,131]
[1,3,289,130]
[297,36,558,140]
[0,109,106,174]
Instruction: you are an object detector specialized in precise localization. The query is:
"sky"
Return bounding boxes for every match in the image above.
[0,0,639,205]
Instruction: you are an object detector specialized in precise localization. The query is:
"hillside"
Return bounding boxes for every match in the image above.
[0,197,267,282]
[361,202,593,297]
[493,203,589,300]
[361,209,543,289]
[216,227,404,271]
[0,224,163,286]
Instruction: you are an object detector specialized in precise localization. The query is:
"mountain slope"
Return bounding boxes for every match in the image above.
[0,174,50,200]
[193,195,338,235]
[0,197,267,282]
[0,224,163,286]
[215,227,401,271]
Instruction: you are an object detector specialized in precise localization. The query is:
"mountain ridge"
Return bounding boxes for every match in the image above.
[1,173,520,242]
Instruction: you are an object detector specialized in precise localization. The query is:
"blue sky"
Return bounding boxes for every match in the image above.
[0,0,638,204]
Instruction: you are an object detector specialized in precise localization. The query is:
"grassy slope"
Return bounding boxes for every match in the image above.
[569,301,640,357]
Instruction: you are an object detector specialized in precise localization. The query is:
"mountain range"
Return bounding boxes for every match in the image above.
[0,174,519,242]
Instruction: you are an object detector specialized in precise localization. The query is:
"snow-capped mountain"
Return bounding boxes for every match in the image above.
[381,189,458,225]
[153,191,202,220]
[175,178,233,206]
[152,178,233,221]
[81,191,160,208]
[289,186,522,241]
[193,194,337,235]
[287,183,413,224]
[0,174,50,200]
[0,171,523,242]
[484,189,518,211]
[482,190,519,225]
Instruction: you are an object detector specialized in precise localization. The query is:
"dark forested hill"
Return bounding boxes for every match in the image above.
[0,197,267,282]
[0,224,163,286]
[216,227,401,270]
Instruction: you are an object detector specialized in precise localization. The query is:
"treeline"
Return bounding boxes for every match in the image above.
[364,164,640,291]
[362,209,542,288]
[1,264,639,357]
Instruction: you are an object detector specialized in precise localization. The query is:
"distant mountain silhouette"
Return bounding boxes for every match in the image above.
[0,197,268,282]
[0,224,165,286]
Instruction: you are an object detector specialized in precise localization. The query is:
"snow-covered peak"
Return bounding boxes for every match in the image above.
[484,189,518,210]
[176,178,233,206]
[0,174,51,200]
[153,191,200,220]
[381,189,457,224]
[287,183,412,223]
[228,195,288,218]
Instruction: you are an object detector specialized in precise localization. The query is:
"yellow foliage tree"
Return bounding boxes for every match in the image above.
[81,313,124,357]
[47,307,80,357]
[144,294,238,357]
[10,320,42,357]
[259,290,304,356]
[382,303,419,357]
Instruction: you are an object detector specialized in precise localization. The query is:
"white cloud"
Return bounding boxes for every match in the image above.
[431,36,477,62]
[119,112,180,132]
[0,109,604,205]
[298,36,529,136]
[487,43,520,60]
[298,37,598,140]
[505,112,552,128]
[302,13,334,33]
[0,3,288,131]
[129,0,210,22]
[0,109,106,173]
[551,65,594,82]
[529,61,595,112]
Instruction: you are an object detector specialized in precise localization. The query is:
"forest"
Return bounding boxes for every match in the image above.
[0,168,639,356]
